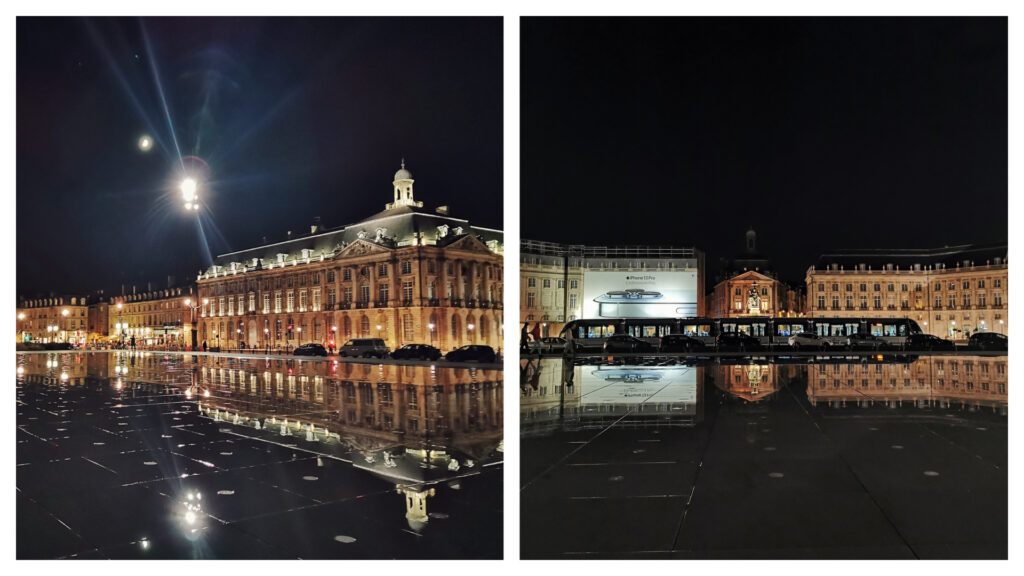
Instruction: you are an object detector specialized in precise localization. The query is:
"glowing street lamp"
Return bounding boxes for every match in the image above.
[181,178,200,211]
[138,134,153,151]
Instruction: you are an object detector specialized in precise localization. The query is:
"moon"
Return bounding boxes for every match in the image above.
[138,135,153,151]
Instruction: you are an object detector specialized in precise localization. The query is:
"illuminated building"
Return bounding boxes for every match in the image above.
[16,295,89,345]
[520,239,705,337]
[806,243,1007,339]
[111,282,196,347]
[707,229,803,318]
[195,163,504,352]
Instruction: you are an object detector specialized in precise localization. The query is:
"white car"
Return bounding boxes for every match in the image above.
[788,332,848,350]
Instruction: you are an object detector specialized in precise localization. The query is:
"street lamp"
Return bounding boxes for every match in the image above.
[184,298,202,351]
[181,178,200,211]
[213,329,220,351]
[468,322,475,342]
[264,327,270,352]
[296,326,302,345]
[116,302,124,346]
[428,322,436,347]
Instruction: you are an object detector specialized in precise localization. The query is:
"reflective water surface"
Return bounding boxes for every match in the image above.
[521,354,1006,559]
[17,351,502,559]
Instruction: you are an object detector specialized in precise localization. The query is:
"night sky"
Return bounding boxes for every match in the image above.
[17,17,502,299]
[522,17,1007,285]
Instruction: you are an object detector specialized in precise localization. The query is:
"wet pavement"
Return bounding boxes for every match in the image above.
[521,354,1007,559]
[16,351,503,559]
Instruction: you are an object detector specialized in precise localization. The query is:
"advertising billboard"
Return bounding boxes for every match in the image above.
[580,365,698,404]
[582,270,698,318]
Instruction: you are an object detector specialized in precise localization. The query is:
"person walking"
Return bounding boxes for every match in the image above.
[202,340,207,352]
[521,323,531,353]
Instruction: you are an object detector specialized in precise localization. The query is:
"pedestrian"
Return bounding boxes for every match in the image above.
[521,323,530,353]
[202,340,207,352]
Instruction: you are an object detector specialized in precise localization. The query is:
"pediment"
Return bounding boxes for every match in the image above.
[334,239,393,259]
[729,270,775,283]
[444,234,494,255]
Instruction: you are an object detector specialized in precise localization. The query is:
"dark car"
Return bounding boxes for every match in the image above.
[905,333,956,351]
[602,334,656,353]
[445,345,497,363]
[659,333,706,353]
[391,344,443,361]
[849,332,887,351]
[716,332,762,351]
[293,343,328,357]
[968,332,1007,351]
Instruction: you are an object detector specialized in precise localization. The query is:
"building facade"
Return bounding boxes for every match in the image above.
[806,244,1008,340]
[520,240,705,337]
[195,163,504,353]
[706,229,803,318]
[110,283,196,347]
[16,295,90,345]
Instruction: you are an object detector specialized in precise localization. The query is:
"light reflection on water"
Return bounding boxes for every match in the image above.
[16,351,503,549]
[521,355,1007,435]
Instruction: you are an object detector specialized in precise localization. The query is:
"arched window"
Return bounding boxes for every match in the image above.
[479,316,487,342]
[466,314,476,342]
[360,315,370,337]
[450,315,460,342]
[343,316,352,339]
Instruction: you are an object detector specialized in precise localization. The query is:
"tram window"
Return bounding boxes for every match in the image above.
[898,325,907,336]
[845,323,859,334]
[830,325,844,336]
[738,325,751,335]
[883,324,897,337]
[642,326,657,338]
[869,323,883,336]
[751,324,765,336]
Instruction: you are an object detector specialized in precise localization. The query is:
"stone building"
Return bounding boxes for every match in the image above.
[195,162,504,352]
[110,282,196,348]
[806,243,1007,340]
[520,240,705,337]
[16,295,90,345]
[707,228,802,318]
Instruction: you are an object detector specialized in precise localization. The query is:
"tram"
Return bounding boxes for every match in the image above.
[560,316,923,351]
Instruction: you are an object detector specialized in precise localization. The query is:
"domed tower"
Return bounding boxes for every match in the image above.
[745,227,757,253]
[386,159,424,210]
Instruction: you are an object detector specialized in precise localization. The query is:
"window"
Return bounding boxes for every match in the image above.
[859,283,867,291]
[359,284,370,302]
[427,260,435,274]
[994,278,1002,288]
[949,282,956,290]
[557,279,565,289]
[978,293,986,306]
[569,294,578,309]
[570,280,578,289]
[401,261,412,275]
[344,287,352,302]
[360,316,370,337]
[327,270,335,283]
[274,293,282,313]
[402,281,414,302]
[963,281,970,289]
[831,283,839,291]
[543,279,551,288]
[378,283,389,302]
[901,284,908,292]
[379,264,388,277]
[978,279,985,288]
[403,313,414,342]
[528,292,536,307]
[874,283,880,292]
[845,283,853,291]
[299,291,308,311]
[313,272,320,285]
[248,294,255,312]
[313,289,321,310]
[817,283,824,292]
[343,269,352,281]
[327,288,336,308]
[735,288,742,296]
[935,282,941,291]
[816,296,825,309]
[994,293,1003,306]
[887,283,894,292]
[528,277,536,288]
[873,295,881,308]
[287,292,294,312]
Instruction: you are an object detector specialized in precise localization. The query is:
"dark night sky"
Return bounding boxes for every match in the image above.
[17,17,502,299]
[522,17,1007,285]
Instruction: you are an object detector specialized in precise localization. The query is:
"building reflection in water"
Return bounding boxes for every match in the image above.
[522,354,1007,435]
[17,352,503,532]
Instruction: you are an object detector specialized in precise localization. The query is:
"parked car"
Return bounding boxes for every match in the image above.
[445,345,497,363]
[293,343,328,357]
[602,334,656,353]
[717,332,762,351]
[338,338,389,359]
[529,336,575,353]
[967,332,1007,351]
[905,333,956,351]
[787,332,838,350]
[391,343,443,361]
[659,333,706,352]
[849,332,886,351]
